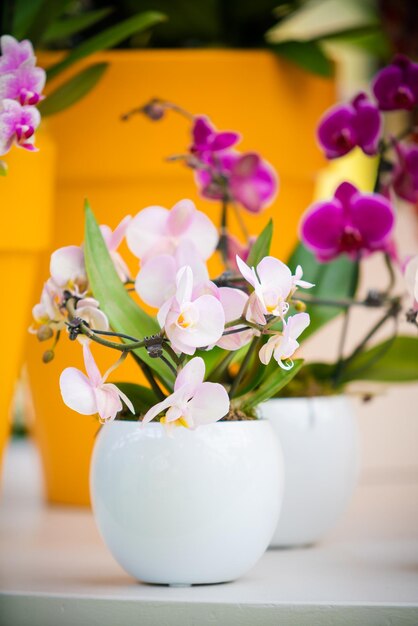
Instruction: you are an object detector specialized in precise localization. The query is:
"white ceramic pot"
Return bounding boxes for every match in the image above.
[259,396,359,548]
[90,419,283,585]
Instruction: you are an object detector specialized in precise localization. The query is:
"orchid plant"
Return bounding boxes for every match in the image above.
[31,199,312,430]
[31,54,418,430]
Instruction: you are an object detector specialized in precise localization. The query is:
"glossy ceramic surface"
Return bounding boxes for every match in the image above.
[260,396,359,547]
[91,419,283,584]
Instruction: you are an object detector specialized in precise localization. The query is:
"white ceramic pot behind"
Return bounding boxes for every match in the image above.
[91,420,283,585]
[260,396,359,548]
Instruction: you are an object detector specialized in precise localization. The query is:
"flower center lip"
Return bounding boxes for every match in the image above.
[340,227,363,252]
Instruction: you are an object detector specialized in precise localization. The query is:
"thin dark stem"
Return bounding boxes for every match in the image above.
[162,341,181,366]
[130,353,166,400]
[218,199,230,268]
[160,354,178,376]
[383,253,396,295]
[231,201,250,244]
[91,329,141,343]
[332,259,359,384]
[229,337,260,398]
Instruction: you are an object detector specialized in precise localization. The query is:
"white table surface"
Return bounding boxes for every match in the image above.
[1,440,418,626]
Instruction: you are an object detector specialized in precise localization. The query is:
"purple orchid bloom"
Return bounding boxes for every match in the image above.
[0,63,45,105]
[0,99,40,155]
[0,35,35,73]
[300,182,395,261]
[196,151,278,213]
[191,116,240,156]
[392,142,418,204]
[317,93,381,159]
[372,55,418,111]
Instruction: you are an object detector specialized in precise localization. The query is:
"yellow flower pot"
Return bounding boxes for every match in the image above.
[0,128,55,469]
[27,50,335,505]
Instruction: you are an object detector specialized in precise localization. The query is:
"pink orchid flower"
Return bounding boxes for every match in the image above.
[60,344,134,423]
[135,241,209,308]
[126,199,218,264]
[75,297,109,344]
[190,116,240,156]
[158,266,225,355]
[0,35,35,73]
[236,255,313,325]
[31,279,66,330]
[405,255,418,309]
[100,215,132,282]
[142,356,229,431]
[50,245,87,293]
[0,99,40,155]
[259,313,310,369]
[224,233,255,271]
[0,63,45,106]
[216,287,255,351]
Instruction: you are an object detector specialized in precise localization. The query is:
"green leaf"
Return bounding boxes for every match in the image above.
[0,161,8,176]
[22,0,70,46]
[271,41,333,77]
[42,8,114,44]
[240,360,304,410]
[246,219,273,267]
[83,201,175,389]
[322,26,391,59]
[47,11,166,80]
[288,243,359,341]
[113,382,158,416]
[340,336,418,383]
[39,63,108,117]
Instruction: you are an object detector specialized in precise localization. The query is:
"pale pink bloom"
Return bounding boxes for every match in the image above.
[259,313,310,369]
[126,199,218,264]
[0,63,45,105]
[31,279,66,330]
[0,35,35,73]
[50,245,87,293]
[142,356,229,431]
[76,297,109,344]
[236,255,313,325]
[135,241,209,308]
[405,255,418,309]
[216,287,255,350]
[100,216,132,282]
[0,99,40,155]
[60,344,134,423]
[158,266,225,355]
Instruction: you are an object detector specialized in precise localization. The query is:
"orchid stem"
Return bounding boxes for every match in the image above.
[383,253,396,295]
[229,337,260,399]
[231,201,250,244]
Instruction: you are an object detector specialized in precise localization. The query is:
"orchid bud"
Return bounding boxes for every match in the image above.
[37,324,53,341]
[42,349,55,364]
[142,99,165,121]
[294,300,307,312]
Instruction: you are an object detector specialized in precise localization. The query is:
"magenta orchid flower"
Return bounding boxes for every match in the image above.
[100,216,132,282]
[392,143,418,204]
[0,63,45,106]
[317,93,381,159]
[0,35,35,73]
[60,344,134,423]
[372,55,418,111]
[50,245,87,293]
[197,151,278,214]
[126,199,218,264]
[236,255,313,325]
[405,255,418,309]
[0,99,40,155]
[259,313,310,369]
[300,182,395,262]
[224,233,254,271]
[135,242,208,308]
[191,116,240,156]
[158,266,225,355]
[142,356,229,431]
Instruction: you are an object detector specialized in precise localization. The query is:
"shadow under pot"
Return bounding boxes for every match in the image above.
[259,396,359,548]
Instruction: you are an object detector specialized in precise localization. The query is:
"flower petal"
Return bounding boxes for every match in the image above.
[174,356,205,392]
[135,254,178,308]
[59,367,97,415]
[187,382,229,426]
[350,193,395,246]
[50,245,86,288]
[82,343,102,386]
[300,199,345,256]
[126,206,169,260]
